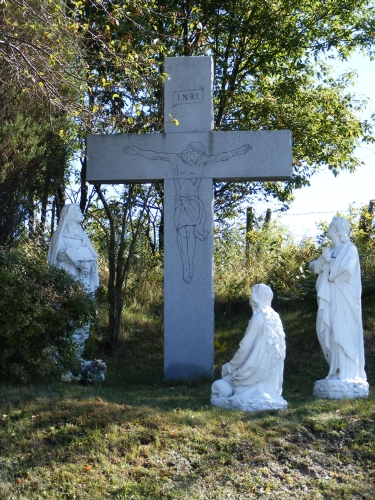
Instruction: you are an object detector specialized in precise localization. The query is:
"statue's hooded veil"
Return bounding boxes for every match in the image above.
[48,204,90,266]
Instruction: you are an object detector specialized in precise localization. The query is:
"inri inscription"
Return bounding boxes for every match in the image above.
[173,87,203,106]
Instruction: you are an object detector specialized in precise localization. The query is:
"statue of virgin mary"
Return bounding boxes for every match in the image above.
[48,204,99,293]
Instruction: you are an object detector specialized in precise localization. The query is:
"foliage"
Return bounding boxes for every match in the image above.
[85,184,160,347]
[0,243,96,382]
[0,0,100,118]
[76,0,375,215]
[3,0,375,351]
[75,0,375,350]
[0,85,69,245]
[214,215,319,311]
[215,203,375,314]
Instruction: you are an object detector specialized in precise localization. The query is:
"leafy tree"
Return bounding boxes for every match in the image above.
[215,214,319,309]
[62,1,165,344]
[0,79,69,245]
[0,0,83,115]
[152,0,375,213]
[65,0,375,345]
[4,0,375,346]
[0,1,84,243]
[85,184,158,347]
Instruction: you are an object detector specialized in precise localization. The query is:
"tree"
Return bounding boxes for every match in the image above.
[0,74,70,245]
[148,0,375,214]
[63,0,375,346]
[0,1,84,242]
[62,1,165,345]
[0,0,84,116]
[72,0,375,213]
[88,184,153,348]
[4,1,375,346]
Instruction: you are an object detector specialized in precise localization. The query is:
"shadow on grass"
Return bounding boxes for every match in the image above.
[1,375,374,498]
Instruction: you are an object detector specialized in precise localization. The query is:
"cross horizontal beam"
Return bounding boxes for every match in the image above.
[87,130,292,184]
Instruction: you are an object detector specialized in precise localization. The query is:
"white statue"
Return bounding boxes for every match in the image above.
[48,204,101,376]
[211,284,287,411]
[48,204,99,293]
[309,216,369,399]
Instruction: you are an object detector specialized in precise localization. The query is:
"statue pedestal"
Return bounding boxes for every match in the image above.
[313,378,369,400]
[211,394,287,412]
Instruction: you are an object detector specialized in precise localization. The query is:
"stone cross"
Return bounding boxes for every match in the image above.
[87,56,292,380]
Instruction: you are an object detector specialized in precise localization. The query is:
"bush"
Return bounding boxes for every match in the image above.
[214,205,375,314]
[0,245,96,382]
[214,217,319,313]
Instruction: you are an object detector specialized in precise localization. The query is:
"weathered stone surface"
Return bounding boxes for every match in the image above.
[87,56,292,380]
[48,204,106,383]
[87,131,292,183]
[313,378,369,399]
[164,56,214,133]
[48,204,99,293]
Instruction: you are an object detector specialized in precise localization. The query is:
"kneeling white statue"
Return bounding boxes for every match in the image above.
[211,284,287,411]
[309,216,369,399]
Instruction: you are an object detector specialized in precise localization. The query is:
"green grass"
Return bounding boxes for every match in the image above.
[1,301,374,499]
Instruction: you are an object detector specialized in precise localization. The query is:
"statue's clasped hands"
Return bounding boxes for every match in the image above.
[322,247,332,263]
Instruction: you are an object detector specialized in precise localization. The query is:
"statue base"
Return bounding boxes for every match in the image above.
[211,395,287,412]
[313,378,369,400]
[211,378,287,411]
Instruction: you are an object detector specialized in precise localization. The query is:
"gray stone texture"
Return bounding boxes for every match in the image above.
[164,177,214,379]
[87,56,293,380]
[164,56,214,133]
[87,131,292,184]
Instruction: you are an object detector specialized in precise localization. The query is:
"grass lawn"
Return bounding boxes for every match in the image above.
[1,302,374,499]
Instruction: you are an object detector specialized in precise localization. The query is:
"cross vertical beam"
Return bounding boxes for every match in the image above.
[163,57,215,379]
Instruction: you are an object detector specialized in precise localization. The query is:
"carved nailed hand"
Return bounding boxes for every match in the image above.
[122,146,138,155]
[238,144,252,155]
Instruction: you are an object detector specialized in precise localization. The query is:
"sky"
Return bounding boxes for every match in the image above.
[264,53,375,241]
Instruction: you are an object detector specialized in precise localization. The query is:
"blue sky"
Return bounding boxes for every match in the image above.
[268,53,375,240]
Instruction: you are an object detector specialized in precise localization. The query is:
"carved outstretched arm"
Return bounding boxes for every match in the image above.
[204,144,252,165]
[123,146,176,163]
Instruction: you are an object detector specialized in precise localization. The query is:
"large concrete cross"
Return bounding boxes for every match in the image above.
[87,56,292,380]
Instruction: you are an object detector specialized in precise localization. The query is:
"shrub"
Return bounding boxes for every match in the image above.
[214,217,319,312]
[0,245,96,382]
[214,205,375,314]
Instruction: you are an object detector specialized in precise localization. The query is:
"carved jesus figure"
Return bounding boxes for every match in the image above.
[123,141,251,283]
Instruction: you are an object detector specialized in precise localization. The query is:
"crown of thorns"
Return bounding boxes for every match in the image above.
[188,142,206,155]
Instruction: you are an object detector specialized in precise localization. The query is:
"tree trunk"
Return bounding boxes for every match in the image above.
[245,206,253,262]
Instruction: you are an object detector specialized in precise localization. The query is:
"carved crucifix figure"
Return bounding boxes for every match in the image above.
[87,56,292,380]
[123,142,251,283]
